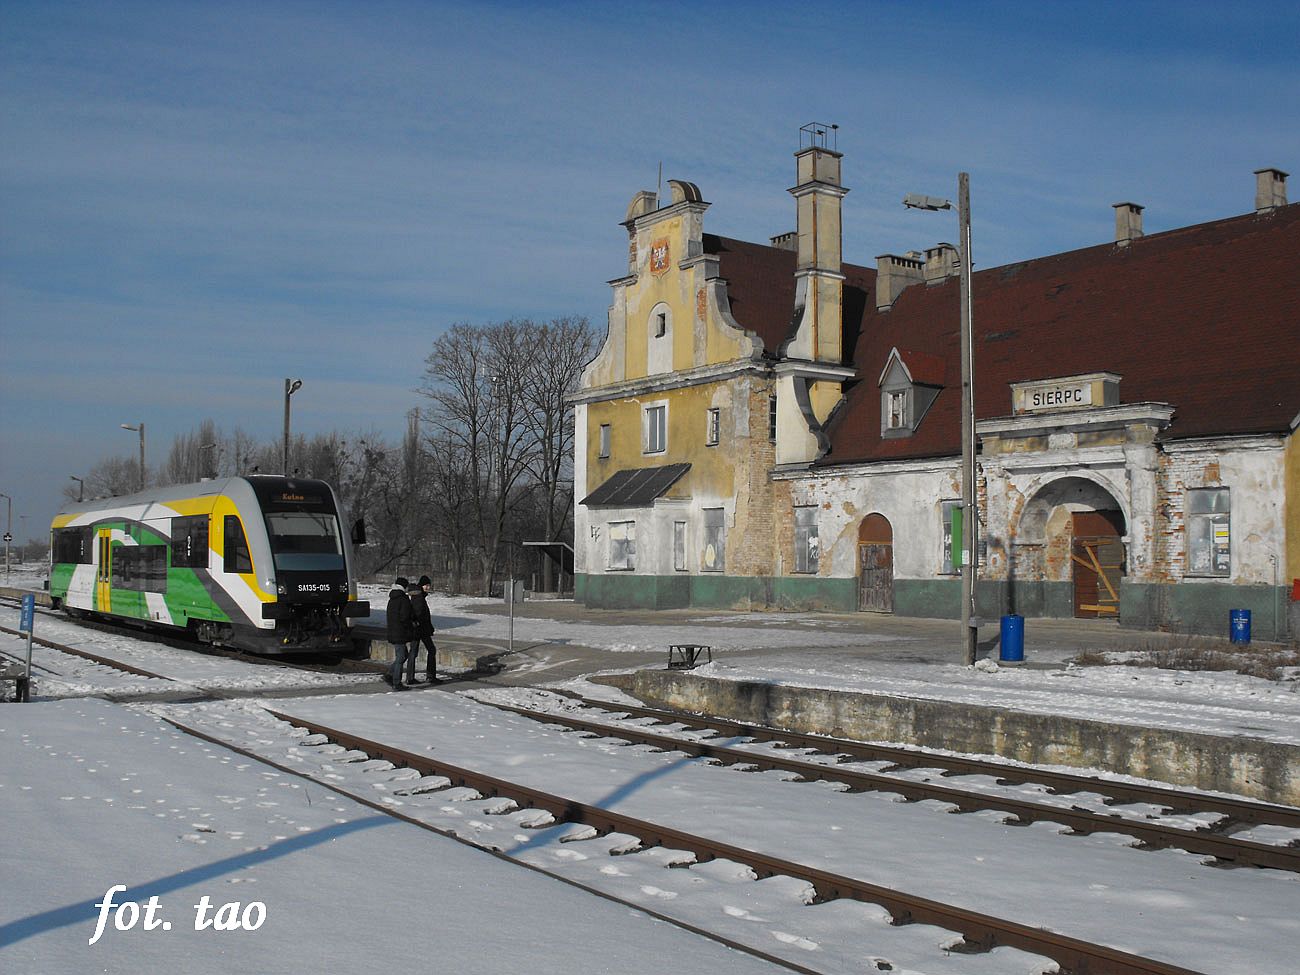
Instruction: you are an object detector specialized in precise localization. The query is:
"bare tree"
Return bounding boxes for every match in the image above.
[419,320,538,594]
[69,455,144,499]
[520,315,596,590]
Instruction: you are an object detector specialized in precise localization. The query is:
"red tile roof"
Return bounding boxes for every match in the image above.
[705,205,1300,465]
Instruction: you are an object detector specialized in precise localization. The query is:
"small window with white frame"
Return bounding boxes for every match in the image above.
[705,408,720,446]
[598,423,611,458]
[644,403,667,454]
[794,506,819,573]
[1186,487,1230,577]
[608,521,636,571]
[886,389,909,430]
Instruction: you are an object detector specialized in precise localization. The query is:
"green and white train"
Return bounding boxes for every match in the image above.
[49,475,370,656]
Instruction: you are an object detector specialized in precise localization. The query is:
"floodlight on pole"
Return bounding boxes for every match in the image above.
[0,492,10,582]
[284,378,303,474]
[69,475,85,503]
[904,173,979,666]
[120,423,146,492]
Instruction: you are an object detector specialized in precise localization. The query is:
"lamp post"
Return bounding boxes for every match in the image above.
[120,423,146,492]
[0,492,11,582]
[283,378,303,475]
[198,442,218,480]
[904,173,978,666]
[69,475,85,503]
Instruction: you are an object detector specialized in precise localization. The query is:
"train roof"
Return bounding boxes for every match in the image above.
[53,474,339,523]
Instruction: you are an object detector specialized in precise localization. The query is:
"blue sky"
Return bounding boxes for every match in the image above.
[2,0,1298,539]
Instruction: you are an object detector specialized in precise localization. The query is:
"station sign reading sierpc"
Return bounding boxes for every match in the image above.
[1011,373,1120,415]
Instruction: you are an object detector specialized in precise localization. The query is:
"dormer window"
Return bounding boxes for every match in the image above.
[879,347,944,439]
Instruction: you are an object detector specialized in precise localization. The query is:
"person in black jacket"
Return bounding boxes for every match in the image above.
[385,578,414,691]
[409,575,437,683]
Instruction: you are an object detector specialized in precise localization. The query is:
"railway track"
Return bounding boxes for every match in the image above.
[493,693,1300,871]
[248,705,1207,975]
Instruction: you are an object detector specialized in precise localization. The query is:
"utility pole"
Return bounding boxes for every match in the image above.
[904,173,979,665]
[284,378,303,475]
[120,423,145,491]
[0,493,10,582]
[957,172,978,667]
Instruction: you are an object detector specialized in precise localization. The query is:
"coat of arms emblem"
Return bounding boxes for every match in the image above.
[650,238,670,275]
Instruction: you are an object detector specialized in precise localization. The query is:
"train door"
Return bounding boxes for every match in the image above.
[96,527,113,613]
[1071,511,1124,619]
[858,514,894,613]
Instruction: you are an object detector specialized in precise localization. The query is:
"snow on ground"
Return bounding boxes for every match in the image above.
[243,690,1298,975]
[0,698,788,975]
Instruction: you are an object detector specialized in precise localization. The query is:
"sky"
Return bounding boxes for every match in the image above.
[2,0,1298,539]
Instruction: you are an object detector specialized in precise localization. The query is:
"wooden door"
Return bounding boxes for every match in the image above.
[858,514,894,613]
[1071,512,1124,619]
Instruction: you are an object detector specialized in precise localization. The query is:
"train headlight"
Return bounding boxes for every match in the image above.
[276,583,288,596]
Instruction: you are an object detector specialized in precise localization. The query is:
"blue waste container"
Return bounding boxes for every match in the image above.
[1000,614,1025,663]
[1229,609,1251,645]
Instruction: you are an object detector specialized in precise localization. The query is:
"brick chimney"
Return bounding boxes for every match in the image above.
[924,242,959,284]
[1255,168,1288,212]
[875,252,924,310]
[769,231,797,251]
[1113,202,1144,247]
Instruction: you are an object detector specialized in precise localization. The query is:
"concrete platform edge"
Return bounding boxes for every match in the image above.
[595,670,1300,806]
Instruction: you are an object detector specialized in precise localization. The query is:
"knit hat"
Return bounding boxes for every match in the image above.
[394,577,409,589]
[418,575,431,587]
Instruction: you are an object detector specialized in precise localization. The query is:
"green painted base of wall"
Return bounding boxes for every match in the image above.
[577,574,1293,641]
[1122,582,1291,641]
[576,574,857,612]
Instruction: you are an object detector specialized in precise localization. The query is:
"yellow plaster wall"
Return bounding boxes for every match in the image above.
[585,383,743,501]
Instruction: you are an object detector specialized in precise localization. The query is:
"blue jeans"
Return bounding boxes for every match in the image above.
[389,642,412,687]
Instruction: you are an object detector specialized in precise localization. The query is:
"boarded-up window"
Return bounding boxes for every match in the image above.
[702,508,725,572]
[673,521,687,571]
[794,506,819,573]
[941,501,960,574]
[608,521,636,570]
[598,423,611,458]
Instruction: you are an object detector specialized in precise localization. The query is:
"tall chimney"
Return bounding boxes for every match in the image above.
[1254,168,1288,212]
[875,253,925,310]
[1113,202,1144,247]
[924,242,959,284]
[775,124,849,467]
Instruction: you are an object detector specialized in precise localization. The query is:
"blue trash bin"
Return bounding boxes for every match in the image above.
[1229,609,1251,645]
[1000,614,1025,663]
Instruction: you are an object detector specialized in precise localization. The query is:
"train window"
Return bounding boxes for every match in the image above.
[112,546,167,592]
[53,527,91,564]
[266,511,344,571]
[171,515,210,569]
[223,516,253,574]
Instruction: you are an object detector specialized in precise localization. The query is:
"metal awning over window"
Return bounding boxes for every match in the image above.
[580,463,690,508]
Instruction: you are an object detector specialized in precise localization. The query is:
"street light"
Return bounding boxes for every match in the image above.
[69,475,85,503]
[283,378,303,475]
[904,173,978,666]
[0,492,11,582]
[120,423,146,492]
[198,442,218,480]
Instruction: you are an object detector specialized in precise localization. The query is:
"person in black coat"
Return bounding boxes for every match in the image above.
[385,578,414,691]
[409,575,437,683]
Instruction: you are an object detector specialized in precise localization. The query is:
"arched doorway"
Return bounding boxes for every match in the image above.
[1017,477,1126,620]
[858,514,893,613]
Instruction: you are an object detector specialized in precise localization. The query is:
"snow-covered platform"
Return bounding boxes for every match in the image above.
[593,661,1300,805]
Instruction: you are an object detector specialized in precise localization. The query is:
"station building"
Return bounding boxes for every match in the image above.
[572,131,1299,640]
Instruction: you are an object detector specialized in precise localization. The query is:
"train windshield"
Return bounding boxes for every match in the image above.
[266,511,345,571]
